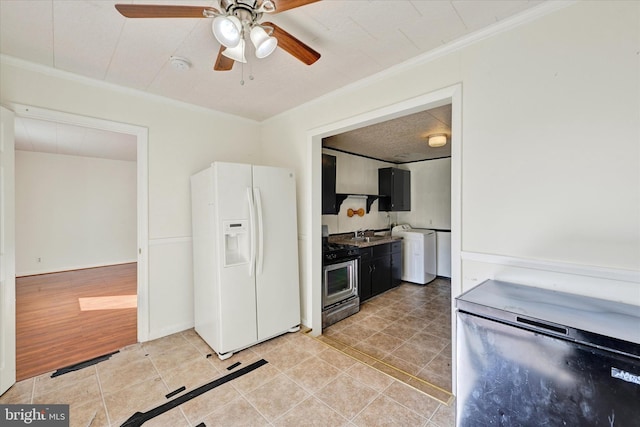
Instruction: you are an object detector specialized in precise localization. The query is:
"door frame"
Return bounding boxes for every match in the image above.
[306,83,462,391]
[9,104,150,342]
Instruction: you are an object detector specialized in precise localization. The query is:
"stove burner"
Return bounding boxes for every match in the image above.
[322,241,360,264]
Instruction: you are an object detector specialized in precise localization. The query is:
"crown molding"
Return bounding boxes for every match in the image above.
[0,54,259,125]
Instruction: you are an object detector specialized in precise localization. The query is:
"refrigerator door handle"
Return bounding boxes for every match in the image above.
[254,187,264,275]
[247,187,256,277]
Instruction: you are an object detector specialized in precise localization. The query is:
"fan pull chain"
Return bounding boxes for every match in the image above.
[240,60,245,86]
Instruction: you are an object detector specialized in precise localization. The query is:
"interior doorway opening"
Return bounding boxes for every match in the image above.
[8,104,149,380]
[307,84,462,393]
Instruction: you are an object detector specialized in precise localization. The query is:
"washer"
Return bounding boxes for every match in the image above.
[391,224,437,284]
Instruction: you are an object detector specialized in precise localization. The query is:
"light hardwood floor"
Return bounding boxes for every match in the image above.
[16,263,137,381]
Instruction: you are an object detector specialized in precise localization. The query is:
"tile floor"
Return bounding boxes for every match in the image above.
[0,281,455,427]
[322,279,453,394]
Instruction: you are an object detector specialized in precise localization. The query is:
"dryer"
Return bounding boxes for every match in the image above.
[391,224,437,284]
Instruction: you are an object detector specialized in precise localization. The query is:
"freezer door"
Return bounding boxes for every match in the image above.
[252,165,301,340]
[212,162,258,353]
[457,311,640,426]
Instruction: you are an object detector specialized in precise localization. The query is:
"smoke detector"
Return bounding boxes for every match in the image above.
[170,56,191,71]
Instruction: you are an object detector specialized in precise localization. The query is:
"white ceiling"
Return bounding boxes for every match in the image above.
[323,104,451,163]
[0,0,546,122]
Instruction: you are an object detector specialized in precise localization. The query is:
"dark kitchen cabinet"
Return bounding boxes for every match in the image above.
[378,168,411,211]
[359,249,373,302]
[322,154,337,214]
[359,242,396,302]
[390,240,402,287]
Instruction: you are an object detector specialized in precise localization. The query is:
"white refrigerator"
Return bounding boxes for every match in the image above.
[191,162,300,360]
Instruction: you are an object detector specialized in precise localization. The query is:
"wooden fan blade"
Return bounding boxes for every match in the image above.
[214,46,235,71]
[263,22,320,65]
[115,4,218,18]
[270,0,321,14]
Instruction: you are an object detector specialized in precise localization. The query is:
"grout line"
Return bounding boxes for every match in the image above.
[95,364,112,427]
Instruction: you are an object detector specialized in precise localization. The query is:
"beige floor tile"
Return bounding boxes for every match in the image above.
[360,332,404,354]
[141,332,190,356]
[104,376,167,424]
[262,340,314,371]
[230,362,281,395]
[383,381,440,419]
[358,314,391,331]
[97,356,158,395]
[180,381,240,424]
[285,355,342,393]
[410,332,449,353]
[245,374,309,422]
[429,402,456,427]
[33,366,96,397]
[144,406,191,427]
[161,357,221,392]
[352,339,390,360]
[200,396,269,427]
[346,362,394,392]
[33,373,101,408]
[274,396,349,427]
[288,332,330,356]
[378,354,422,376]
[315,374,378,420]
[391,340,439,368]
[339,322,379,342]
[316,348,357,371]
[149,342,204,375]
[353,395,426,427]
[0,378,33,404]
[381,320,422,341]
[69,398,109,427]
[181,329,216,356]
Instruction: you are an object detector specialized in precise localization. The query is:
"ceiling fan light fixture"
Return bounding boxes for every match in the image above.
[427,134,447,148]
[250,26,278,58]
[221,39,247,63]
[212,15,242,48]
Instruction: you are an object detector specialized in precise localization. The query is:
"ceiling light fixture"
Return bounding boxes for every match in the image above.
[210,1,278,64]
[222,39,247,63]
[250,25,278,58]
[212,15,242,48]
[428,134,447,148]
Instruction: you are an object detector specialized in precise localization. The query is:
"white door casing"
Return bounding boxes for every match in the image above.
[0,105,16,395]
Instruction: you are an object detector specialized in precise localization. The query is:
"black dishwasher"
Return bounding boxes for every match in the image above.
[456,280,640,426]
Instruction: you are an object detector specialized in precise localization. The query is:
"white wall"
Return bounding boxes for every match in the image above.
[397,158,451,230]
[15,151,136,275]
[261,1,640,332]
[1,59,262,340]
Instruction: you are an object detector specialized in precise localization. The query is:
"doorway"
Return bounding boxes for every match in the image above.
[307,84,462,393]
[8,104,149,381]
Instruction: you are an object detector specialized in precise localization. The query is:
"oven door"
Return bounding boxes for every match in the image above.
[323,258,358,309]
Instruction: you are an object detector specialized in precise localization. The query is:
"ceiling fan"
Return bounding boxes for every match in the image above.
[115,0,321,71]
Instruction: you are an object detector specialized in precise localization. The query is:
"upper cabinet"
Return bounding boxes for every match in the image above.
[322,154,337,214]
[378,167,411,211]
